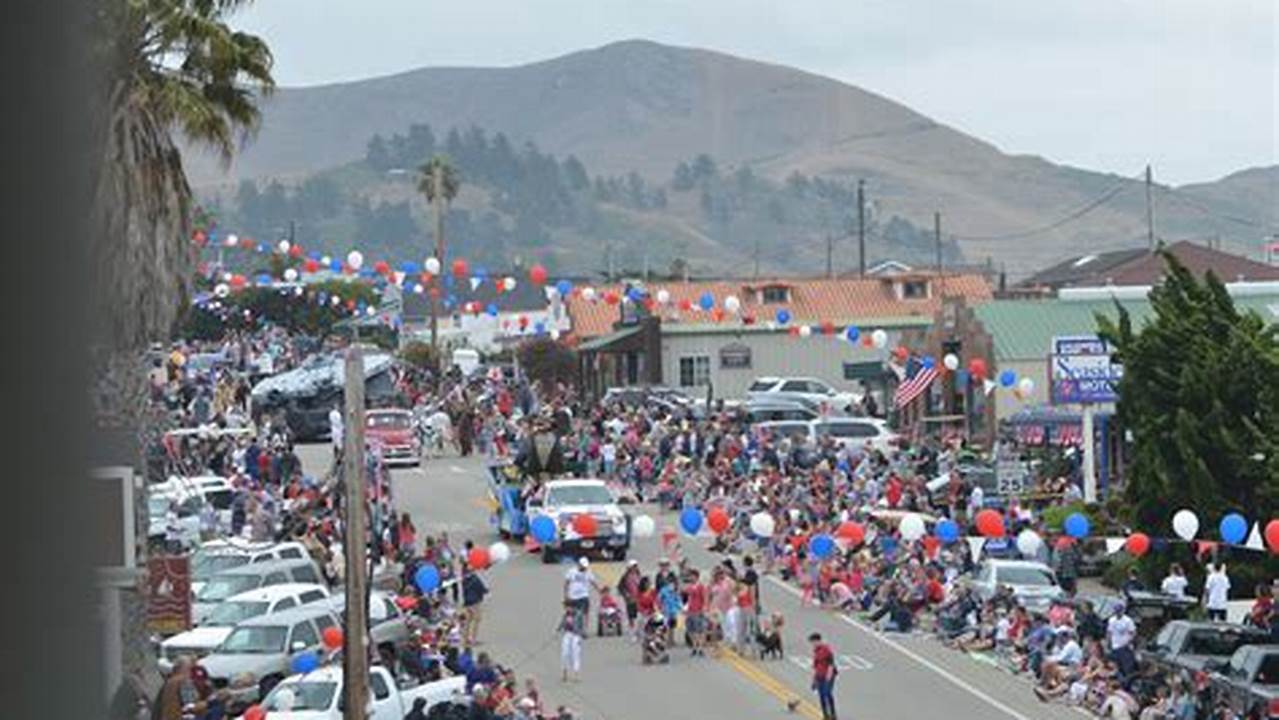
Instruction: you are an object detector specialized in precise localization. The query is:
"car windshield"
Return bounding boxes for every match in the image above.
[205,601,270,627]
[197,575,259,602]
[219,626,287,654]
[192,552,249,580]
[546,485,614,506]
[817,423,877,438]
[367,414,410,429]
[1185,630,1260,657]
[748,380,778,392]
[997,566,1056,586]
[265,681,337,711]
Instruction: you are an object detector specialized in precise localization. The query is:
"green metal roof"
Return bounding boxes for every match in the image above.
[660,315,934,336]
[576,325,641,351]
[975,294,1279,361]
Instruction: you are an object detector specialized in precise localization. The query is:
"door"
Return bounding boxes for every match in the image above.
[368,670,401,720]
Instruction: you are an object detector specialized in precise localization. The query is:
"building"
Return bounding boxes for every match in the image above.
[1019,240,1279,294]
[400,278,566,353]
[566,274,994,401]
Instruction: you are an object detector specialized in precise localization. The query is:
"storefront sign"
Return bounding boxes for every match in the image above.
[1051,335,1121,404]
[146,555,191,635]
[719,343,752,369]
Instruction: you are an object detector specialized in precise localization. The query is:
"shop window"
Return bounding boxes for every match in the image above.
[678,355,711,387]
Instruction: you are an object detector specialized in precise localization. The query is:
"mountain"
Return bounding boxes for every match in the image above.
[185,40,1276,276]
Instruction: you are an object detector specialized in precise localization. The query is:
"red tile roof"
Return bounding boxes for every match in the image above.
[566,274,994,338]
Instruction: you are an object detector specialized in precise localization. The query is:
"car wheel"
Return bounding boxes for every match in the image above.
[613,548,627,561]
[542,547,557,564]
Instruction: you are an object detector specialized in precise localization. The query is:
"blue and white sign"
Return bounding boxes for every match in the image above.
[1051,335,1122,404]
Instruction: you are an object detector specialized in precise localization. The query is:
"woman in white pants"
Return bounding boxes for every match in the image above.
[559,605,585,682]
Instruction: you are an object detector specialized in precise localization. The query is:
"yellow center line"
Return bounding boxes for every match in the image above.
[720,648,824,720]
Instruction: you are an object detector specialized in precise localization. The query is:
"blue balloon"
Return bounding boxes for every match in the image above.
[414,564,441,593]
[555,279,573,297]
[845,326,860,342]
[699,292,715,311]
[955,369,970,390]
[401,261,420,274]
[256,273,273,285]
[290,651,319,675]
[307,251,322,261]
[1064,513,1091,539]
[935,519,960,544]
[255,243,267,253]
[534,321,547,335]
[530,515,557,543]
[626,287,645,302]
[1220,513,1248,544]
[486,303,499,317]
[776,308,791,325]
[809,533,836,559]
[329,259,342,272]
[444,274,456,288]
[680,507,704,535]
[999,369,1017,388]
[922,356,936,370]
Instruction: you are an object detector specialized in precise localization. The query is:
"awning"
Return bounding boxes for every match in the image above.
[576,325,642,353]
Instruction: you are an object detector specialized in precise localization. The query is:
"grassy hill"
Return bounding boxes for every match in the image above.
[187,40,1277,276]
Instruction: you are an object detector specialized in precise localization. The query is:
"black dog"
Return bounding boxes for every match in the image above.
[756,629,784,659]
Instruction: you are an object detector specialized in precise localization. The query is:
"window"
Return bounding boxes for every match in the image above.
[264,572,288,585]
[272,597,297,613]
[251,554,273,564]
[901,280,929,299]
[780,380,807,392]
[370,673,391,700]
[381,598,399,623]
[843,361,885,381]
[278,547,304,559]
[313,614,336,635]
[748,380,779,392]
[291,566,321,584]
[678,356,711,387]
[761,286,789,303]
[817,422,879,439]
[299,590,327,605]
[290,620,319,649]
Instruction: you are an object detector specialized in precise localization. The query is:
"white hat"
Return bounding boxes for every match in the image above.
[578,557,590,568]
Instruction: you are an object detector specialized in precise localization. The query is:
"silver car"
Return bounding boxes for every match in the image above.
[970,559,1063,612]
[192,558,325,625]
[199,605,341,702]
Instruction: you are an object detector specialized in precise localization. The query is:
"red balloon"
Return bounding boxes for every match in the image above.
[239,236,256,250]
[836,521,865,546]
[468,547,491,570]
[711,308,725,323]
[1264,520,1279,554]
[788,326,801,337]
[192,230,207,246]
[1054,536,1075,551]
[303,259,319,273]
[571,514,598,537]
[968,358,988,380]
[518,315,529,328]
[707,507,730,534]
[1125,533,1151,557]
[922,536,942,558]
[893,346,910,361]
[678,299,692,312]
[451,259,469,278]
[345,299,356,311]
[429,287,441,300]
[374,260,391,275]
[321,626,343,650]
[228,274,247,289]
[821,321,835,336]
[975,509,1005,538]
[861,335,874,348]
[289,244,304,258]
[242,706,265,720]
[529,264,548,285]
[604,291,621,306]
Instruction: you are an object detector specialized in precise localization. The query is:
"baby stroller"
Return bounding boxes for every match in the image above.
[642,614,670,665]
[597,603,623,637]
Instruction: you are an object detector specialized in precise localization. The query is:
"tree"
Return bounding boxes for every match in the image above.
[418,155,461,354]
[691,153,717,181]
[366,134,391,170]
[516,338,578,388]
[562,155,589,191]
[672,161,695,191]
[1097,253,1279,537]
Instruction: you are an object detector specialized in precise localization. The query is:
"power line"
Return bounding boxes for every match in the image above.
[1155,184,1274,229]
[950,170,1144,242]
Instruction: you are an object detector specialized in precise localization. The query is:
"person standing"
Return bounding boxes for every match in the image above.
[558,603,586,683]
[565,557,601,621]
[328,404,343,459]
[1203,563,1231,622]
[685,570,709,658]
[808,633,838,720]
[1106,602,1138,677]
[461,564,489,646]
[1160,563,1189,599]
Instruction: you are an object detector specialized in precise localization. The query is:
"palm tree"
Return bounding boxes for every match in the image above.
[93,0,274,351]
[417,155,460,353]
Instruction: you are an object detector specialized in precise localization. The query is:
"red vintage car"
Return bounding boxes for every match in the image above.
[365,408,421,466]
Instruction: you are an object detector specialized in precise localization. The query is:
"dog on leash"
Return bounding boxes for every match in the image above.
[755,612,784,659]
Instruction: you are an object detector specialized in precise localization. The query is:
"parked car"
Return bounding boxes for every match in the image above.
[744,400,819,424]
[812,417,899,453]
[160,584,330,659]
[753,420,815,443]
[147,493,204,552]
[1208,644,1279,719]
[747,376,860,414]
[969,559,1064,612]
[1139,620,1271,676]
[193,558,326,625]
[191,540,312,596]
[310,590,411,653]
[365,408,421,466]
[200,605,342,702]
[260,665,468,720]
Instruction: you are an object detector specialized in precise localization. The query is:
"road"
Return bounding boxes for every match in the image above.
[299,444,1084,720]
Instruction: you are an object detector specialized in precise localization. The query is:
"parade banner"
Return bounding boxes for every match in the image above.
[146,555,191,635]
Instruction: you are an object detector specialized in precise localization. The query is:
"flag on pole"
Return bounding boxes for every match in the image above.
[894,356,938,409]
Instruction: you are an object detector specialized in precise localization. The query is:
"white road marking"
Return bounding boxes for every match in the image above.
[449,465,466,474]
[790,654,873,671]
[766,576,1035,720]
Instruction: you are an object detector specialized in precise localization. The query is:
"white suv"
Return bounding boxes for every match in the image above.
[747,377,860,414]
[528,479,630,563]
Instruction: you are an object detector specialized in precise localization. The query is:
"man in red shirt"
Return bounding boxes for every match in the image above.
[685,570,709,657]
[808,632,838,720]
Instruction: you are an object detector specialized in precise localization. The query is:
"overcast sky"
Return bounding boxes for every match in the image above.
[235,0,1276,185]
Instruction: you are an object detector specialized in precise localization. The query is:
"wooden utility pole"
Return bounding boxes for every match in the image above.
[1144,164,1155,251]
[342,346,370,720]
[857,180,866,277]
[934,212,942,275]
[430,163,445,355]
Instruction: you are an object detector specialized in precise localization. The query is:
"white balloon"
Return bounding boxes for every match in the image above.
[503,277,517,291]
[1016,530,1043,558]
[320,255,332,267]
[632,514,656,538]
[224,234,239,248]
[788,508,802,523]
[582,287,597,302]
[656,289,671,305]
[330,295,341,306]
[899,513,926,541]
[293,286,304,297]
[346,250,364,270]
[213,283,230,298]
[413,283,425,294]
[750,512,776,538]
[1172,509,1200,541]
[549,329,561,341]
[871,329,888,349]
[724,295,741,314]
[277,240,291,254]
[365,306,376,316]
[943,353,960,371]
[1018,377,1035,395]
[799,325,813,338]
[424,256,441,275]
[488,542,511,564]
[283,268,298,282]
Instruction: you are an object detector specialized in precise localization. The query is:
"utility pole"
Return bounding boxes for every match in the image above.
[1144,164,1155,251]
[857,180,866,277]
[342,346,370,720]
[934,212,942,275]
[825,234,833,279]
[430,163,445,357]
[606,240,615,281]
[753,237,761,280]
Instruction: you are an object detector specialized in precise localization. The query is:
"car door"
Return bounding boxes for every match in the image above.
[270,597,297,614]
[368,669,401,720]
[288,617,320,657]
[290,565,322,585]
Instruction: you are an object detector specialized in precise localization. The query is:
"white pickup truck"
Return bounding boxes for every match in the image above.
[259,666,467,720]
[529,479,631,563]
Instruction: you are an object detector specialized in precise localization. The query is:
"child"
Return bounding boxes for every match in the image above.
[597,587,622,636]
[558,604,585,683]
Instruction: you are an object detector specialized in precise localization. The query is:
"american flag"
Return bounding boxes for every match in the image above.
[894,357,938,409]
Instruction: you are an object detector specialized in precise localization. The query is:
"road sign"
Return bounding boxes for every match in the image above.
[1051,335,1122,404]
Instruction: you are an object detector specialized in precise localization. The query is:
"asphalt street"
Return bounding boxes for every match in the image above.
[300,444,1086,720]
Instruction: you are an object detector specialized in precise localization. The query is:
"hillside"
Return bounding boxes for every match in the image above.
[185,40,1276,275]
